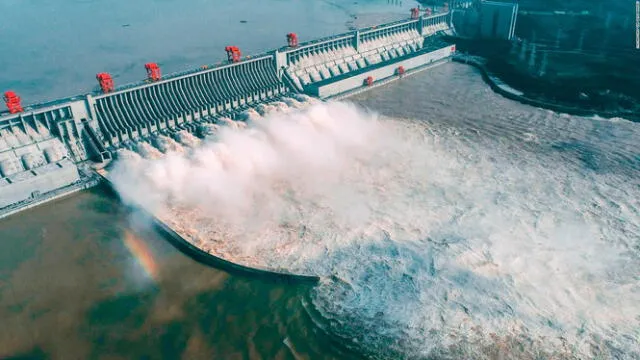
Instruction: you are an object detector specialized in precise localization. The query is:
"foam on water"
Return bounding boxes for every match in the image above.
[136,141,163,160]
[217,117,247,129]
[175,130,201,148]
[110,99,640,359]
[153,135,185,154]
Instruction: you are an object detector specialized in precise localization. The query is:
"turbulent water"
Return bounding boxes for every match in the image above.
[109,64,640,359]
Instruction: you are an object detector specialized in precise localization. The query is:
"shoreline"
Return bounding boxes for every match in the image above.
[452,56,639,123]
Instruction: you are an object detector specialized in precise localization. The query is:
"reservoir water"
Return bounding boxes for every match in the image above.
[1,1,639,359]
[0,0,413,104]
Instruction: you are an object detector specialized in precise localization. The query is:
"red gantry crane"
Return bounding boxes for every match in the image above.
[96,73,115,93]
[287,33,299,47]
[3,91,23,114]
[411,7,420,19]
[364,76,374,86]
[225,46,242,63]
[145,63,161,81]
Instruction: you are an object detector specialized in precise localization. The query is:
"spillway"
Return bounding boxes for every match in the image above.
[0,8,461,280]
[0,10,456,214]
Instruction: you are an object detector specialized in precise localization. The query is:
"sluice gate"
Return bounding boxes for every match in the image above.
[0,9,457,211]
[93,55,286,148]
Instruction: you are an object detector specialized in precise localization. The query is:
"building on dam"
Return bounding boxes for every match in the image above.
[477,0,519,40]
[450,0,519,40]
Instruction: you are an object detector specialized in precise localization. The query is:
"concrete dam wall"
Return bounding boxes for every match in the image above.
[281,13,451,97]
[0,10,456,213]
[92,56,286,148]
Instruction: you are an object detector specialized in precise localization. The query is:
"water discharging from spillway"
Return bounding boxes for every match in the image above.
[110,98,640,359]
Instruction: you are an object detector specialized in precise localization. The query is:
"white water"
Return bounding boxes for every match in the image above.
[110,86,639,358]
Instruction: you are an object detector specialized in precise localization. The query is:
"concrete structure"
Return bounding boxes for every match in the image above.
[279,13,451,96]
[92,55,286,149]
[0,111,81,209]
[478,0,519,40]
[449,0,519,40]
[309,43,455,98]
[0,11,458,212]
[0,159,80,208]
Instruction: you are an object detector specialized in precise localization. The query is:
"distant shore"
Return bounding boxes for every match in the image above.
[453,56,639,123]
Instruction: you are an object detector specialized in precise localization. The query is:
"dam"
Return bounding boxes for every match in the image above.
[0,2,524,278]
[0,8,457,214]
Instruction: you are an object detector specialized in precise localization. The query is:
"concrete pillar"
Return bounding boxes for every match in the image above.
[354,30,360,52]
[85,95,98,125]
[274,50,288,77]
[65,121,75,140]
[56,122,65,140]
[19,115,26,136]
[41,112,50,131]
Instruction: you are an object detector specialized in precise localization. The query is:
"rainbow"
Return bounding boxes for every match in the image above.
[123,231,160,281]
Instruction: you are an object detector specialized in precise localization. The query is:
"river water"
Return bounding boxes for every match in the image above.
[0,184,352,359]
[2,1,640,359]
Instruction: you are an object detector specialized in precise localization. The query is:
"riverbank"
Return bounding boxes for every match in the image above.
[453,55,639,122]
